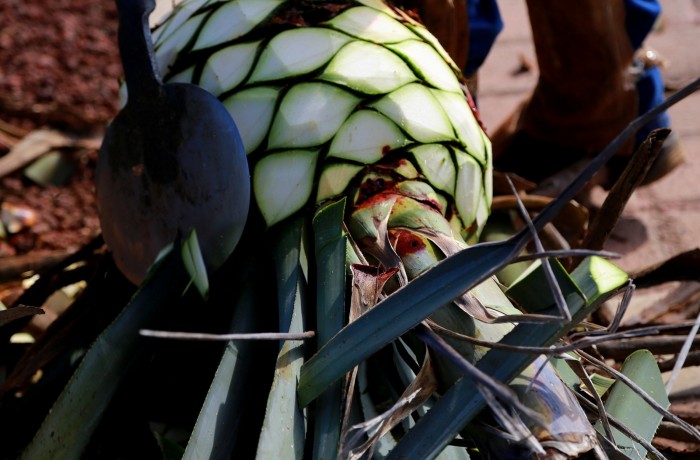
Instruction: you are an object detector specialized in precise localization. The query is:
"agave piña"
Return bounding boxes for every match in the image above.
[150,0,597,456]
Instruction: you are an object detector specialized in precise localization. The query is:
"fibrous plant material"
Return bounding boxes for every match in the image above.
[5,1,700,458]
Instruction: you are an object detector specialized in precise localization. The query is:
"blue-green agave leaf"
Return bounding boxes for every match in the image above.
[181,228,210,299]
[256,216,308,459]
[387,257,627,459]
[21,247,189,459]
[596,349,669,460]
[183,271,261,459]
[312,199,347,460]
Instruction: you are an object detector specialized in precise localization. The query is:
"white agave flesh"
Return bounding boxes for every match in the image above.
[316,163,364,203]
[355,0,403,19]
[153,14,204,79]
[328,110,407,164]
[387,195,454,236]
[168,66,195,84]
[156,1,491,235]
[391,159,420,179]
[193,0,284,50]
[396,232,444,278]
[268,83,359,149]
[223,86,278,153]
[396,180,446,214]
[454,150,483,231]
[249,28,352,83]
[405,22,462,74]
[370,83,454,143]
[320,41,416,94]
[151,0,208,45]
[430,89,487,165]
[254,150,318,226]
[483,140,493,207]
[325,6,417,43]
[200,41,260,94]
[388,40,462,93]
[474,194,490,237]
[409,144,456,195]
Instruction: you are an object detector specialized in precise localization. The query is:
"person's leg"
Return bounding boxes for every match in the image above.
[611,0,686,185]
[462,0,503,99]
[491,0,639,184]
[463,0,503,77]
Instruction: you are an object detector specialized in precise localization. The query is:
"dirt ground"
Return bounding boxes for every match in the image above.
[0,0,120,265]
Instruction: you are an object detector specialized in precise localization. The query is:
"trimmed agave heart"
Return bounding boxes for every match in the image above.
[148,0,598,457]
[153,0,491,242]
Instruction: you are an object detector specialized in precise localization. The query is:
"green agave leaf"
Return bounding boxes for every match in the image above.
[155,432,187,460]
[478,213,531,286]
[21,247,189,459]
[596,349,669,460]
[256,217,308,459]
[389,346,468,460]
[193,0,284,50]
[182,269,261,459]
[298,99,641,404]
[311,199,347,460]
[505,258,584,313]
[320,40,416,94]
[510,356,595,454]
[298,238,519,407]
[223,86,278,154]
[550,355,583,391]
[325,6,417,43]
[328,110,408,164]
[590,372,616,397]
[250,28,351,83]
[273,217,306,334]
[181,229,209,299]
[199,41,260,94]
[24,151,74,187]
[387,256,627,459]
[390,258,624,459]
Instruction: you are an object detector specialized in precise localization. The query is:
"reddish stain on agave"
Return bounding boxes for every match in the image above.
[393,230,426,256]
[355,177,397,206]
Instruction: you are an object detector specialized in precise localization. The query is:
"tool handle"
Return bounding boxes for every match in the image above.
[116,0,162,101]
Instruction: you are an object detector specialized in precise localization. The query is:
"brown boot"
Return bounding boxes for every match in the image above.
[492,0,639,184]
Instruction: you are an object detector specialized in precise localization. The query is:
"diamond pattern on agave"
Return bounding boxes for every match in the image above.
[152,0,492,240]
